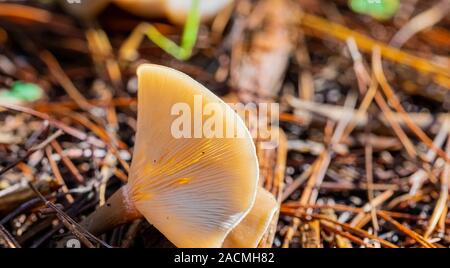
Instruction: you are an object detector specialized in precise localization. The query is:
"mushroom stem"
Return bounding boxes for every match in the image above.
[60,0,111,20]
[81,185,142,235]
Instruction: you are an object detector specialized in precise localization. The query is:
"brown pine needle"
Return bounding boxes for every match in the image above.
[45,146,74,203]
[378,211,435,248]
[281,203,450,225]
[40,51,93,112]
[27,182,111,248]
[86,28,123,87]
[51,108,130,173]
[390,0,450,48]
[0,102,104,147]
[342,38,377,140]
[345,38,418,158]
[281,163,314,202]
[374,91,417,158]
[285,210,398,248]
[0,130,63,178]
[372,47,450,163]
[0,3,51,23]
[424,134,450,238]
[282,217,300,248]
[264,128,288,247]
[50,140,85,185]
[300,13,450,86]
[0,224,20,248]
[33,97,137,112]
[320,221,373,248]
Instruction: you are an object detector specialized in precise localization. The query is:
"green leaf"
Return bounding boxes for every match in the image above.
[0,82,44,103]
[349,0,400,20]
[144,0,201,61]
[181,0,201,58]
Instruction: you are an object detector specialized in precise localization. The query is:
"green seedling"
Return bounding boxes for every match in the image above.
[120,0,201,61]
[0,82,44,103]
[350,0,400,20]
[146,0,200,60]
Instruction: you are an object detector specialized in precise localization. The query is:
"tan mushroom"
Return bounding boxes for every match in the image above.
[61,0,233,24]
[60,0,111,20]
[81,64,259,248]
[223,187,278,248]
[114,0,233,25]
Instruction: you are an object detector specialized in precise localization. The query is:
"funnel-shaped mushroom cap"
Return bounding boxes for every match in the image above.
[60,0,111,19]
[129,64,258,248]
[114,0,233,25]
[164,0,233,25]
[223,187,278,248]
[113,0,167,19]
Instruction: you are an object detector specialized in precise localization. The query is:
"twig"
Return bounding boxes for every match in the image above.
[45,146,74,203]
[372,47,450,163]
[0,103,104,147]
[53,108,130,172]
[261,128,288,247]
[364,137,379,232]
[27,182,112,248]
[0,130,63,178]
[378,211,435,248]
[300,13,450,85]
[98,151,116,206]
[306,93,357,207]
[0,224,20,248]
[342,37,377,140]
[300,220,322,248]
[374,91,418,158]
[281,163,314,202]
[350,190,394,229]
[320,221,372,248]
[0,3,51,23]
[282,217,300,248]
[50,140,85,185]
[55,214,95,248]
[423,134,450,238]
[285,210,398,248]
[0,190,91,225]
[409,119,449,195]
[390,0,450,48]
[320,209,353,248]
[40,50,93,111]
[33,97,137,112]
[85,28,122,87]
[281,203,450,225]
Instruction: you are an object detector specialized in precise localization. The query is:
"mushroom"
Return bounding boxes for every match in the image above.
[223,187,278,248]
[61,0,233,24]
[113,0,233,25]
[81,64,259,248]
[60,0,111,20]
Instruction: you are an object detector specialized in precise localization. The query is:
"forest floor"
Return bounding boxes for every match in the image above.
[0,0,450,248]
